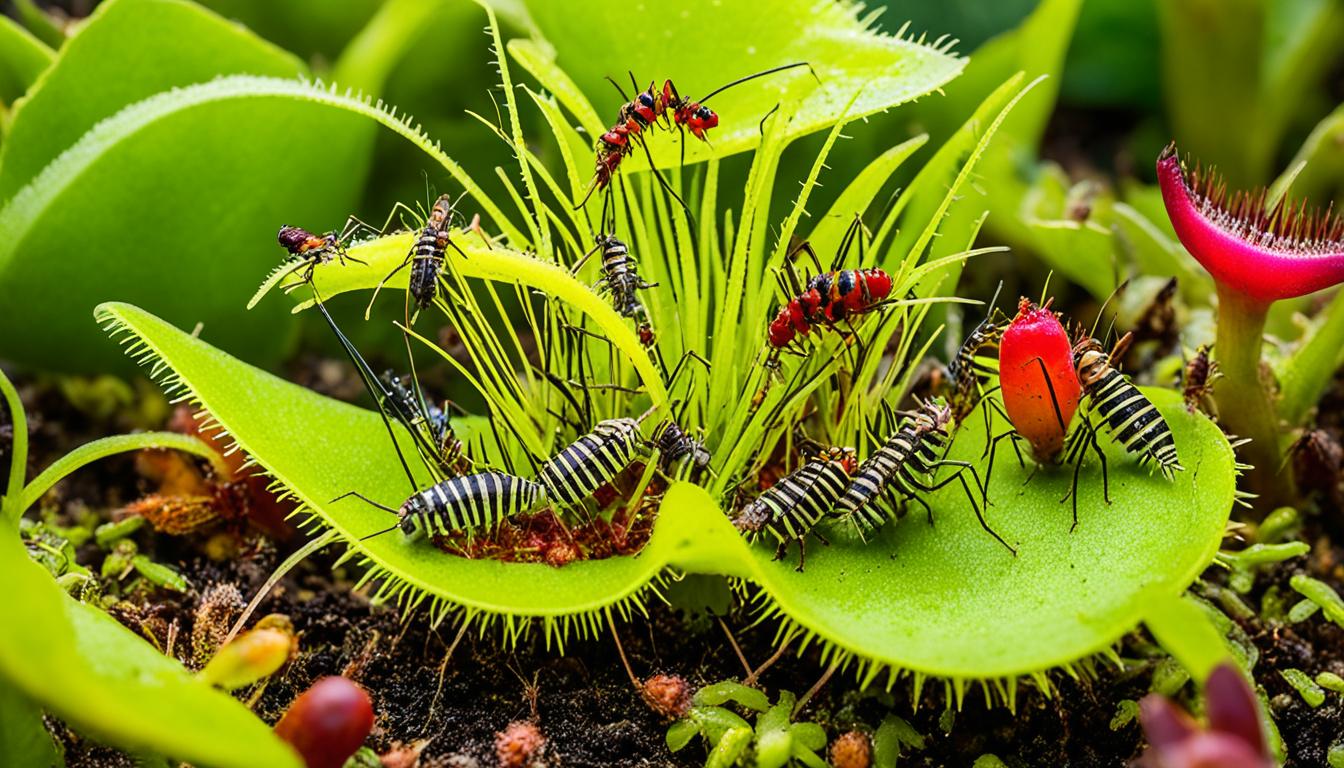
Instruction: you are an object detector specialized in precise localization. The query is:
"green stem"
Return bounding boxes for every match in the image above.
[0,368,28,526]
[15,433,224,521]
[1214,286,1293,506]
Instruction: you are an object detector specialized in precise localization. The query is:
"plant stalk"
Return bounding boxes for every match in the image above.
[1213,286,1294,506]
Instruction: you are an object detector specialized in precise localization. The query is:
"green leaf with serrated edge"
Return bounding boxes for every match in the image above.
[0,534,300,767]
[0,0,304,199]
[0,74,520,373]
[514,0,964,172]
[0,15,52,109]
[103,301,1237,680]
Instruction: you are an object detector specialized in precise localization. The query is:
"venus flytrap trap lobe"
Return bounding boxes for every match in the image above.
[1159,144,1344,505]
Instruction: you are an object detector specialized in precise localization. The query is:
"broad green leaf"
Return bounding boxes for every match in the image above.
[0,76,379,372]
[1143,592,1235,683]
[0,0,305,199]
[1019,164,1117,300]
[0,533,300,768]
[1260,0,1344,176]
[0,680,62,768]
[1277,288,1344,427]
[0,16,53,111]
[914,0,1083,251]
[104,302,1238,679]
[197,0,383,62]
[1157,0,1267,188]
[1279,102,1344,208]
[515,0,965,169]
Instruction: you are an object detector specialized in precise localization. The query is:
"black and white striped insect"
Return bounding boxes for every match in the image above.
[652,420,710,478]
[379,369,466,475]
[832,399,1016,554]
[732,447,856,571]
[575,233,656,322]
[947,284,1007,425]
[340,472,546,541]
[1063,331,1184,528]
[312,295,545,541]
[368,193,469,319]
[538,418,646,509]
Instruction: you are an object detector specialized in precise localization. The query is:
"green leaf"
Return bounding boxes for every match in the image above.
[1143,592,1234,683]
[0,533,300,767]
[0,679,63,768]
[909,0,1083,250]
[103,302,1238,681]
[1279,289,1344,426]
[196,0,383,63]
[515,0,964,168]
[0,15,53,110]
[692,681,770,712]
[0,0,304,199]
[1157,0,1268,187]
[665,717,699,753]
[1279,102,1344,222]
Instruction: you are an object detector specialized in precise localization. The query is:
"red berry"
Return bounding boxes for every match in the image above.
[998,298,1081,462]
[274,676,374,768]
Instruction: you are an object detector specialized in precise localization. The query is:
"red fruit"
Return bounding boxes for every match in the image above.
[275,677,374,768]
[998,298,1082,462]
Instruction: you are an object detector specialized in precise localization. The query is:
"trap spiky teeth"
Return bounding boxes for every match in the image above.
[1157,144,1344,302]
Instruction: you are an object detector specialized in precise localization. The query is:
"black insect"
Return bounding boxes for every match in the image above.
[369,193,469,318]
[653,420,710,478]
[832,398,1015,554]
[575,233,657,322]
[1064,331,1184,529]
[312,295,544,540]
[379,369,466,475]
[538,418,645,509]
[947,284,1007,424]
[732,447,856,571]
[1182,344,1220,415]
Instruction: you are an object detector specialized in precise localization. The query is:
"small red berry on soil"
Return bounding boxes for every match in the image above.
[830,730,872,768]
[640,674,692,720]
[494,721,545,768]
[275,676,375,768]
[999,298,1082,462]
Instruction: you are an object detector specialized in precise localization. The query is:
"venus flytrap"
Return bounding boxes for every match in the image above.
[67,1,1241,732]
[1158,145,1344,504]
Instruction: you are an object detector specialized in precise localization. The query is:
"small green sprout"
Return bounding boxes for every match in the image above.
[1290,575,1344,628]
[1278,668,1326,708]
[1316,672,1344,694]
[669,685,827,768]
[94,515,145,547]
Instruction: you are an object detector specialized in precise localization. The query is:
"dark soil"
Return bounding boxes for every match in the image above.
[8,366,1344,768]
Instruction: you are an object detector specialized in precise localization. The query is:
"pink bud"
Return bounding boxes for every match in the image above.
[275,677,374,768]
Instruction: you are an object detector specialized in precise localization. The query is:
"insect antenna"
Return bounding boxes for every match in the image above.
[359,522,402,541]
[633,133,695,228]
[696,62,817,103]
[1087,279,1131,344]
[605,75,631,102]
